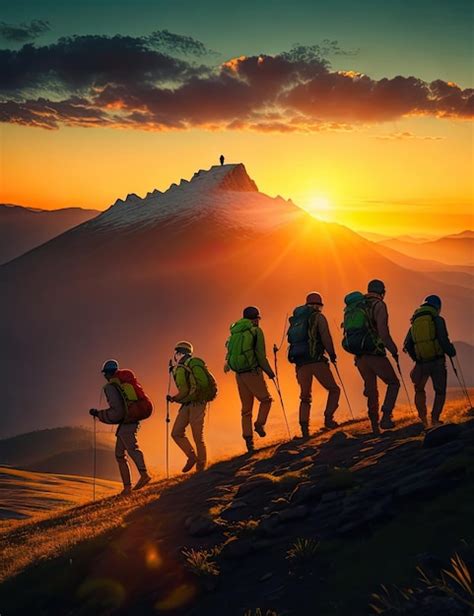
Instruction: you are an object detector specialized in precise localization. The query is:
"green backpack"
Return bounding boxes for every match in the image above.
[341,292,384,355]
[226,318,258,373]
[410,305,443,362]
[287,305,324,365]
[179,357,218,402]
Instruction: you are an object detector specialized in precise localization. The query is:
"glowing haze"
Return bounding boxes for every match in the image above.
[0,0,472,235]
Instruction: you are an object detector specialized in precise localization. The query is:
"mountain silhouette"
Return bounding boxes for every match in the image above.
[0,204,98,264]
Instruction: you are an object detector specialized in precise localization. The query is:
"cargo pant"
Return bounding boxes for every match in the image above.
[115,422,147,488]
[410,358,447,422]
[236,369,273,438]
[355,355,400,425]
[296,361,340,425]
[172,402,207,467]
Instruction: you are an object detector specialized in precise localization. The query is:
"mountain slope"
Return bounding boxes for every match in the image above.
[0,204,98,264]
[1,399,473,615]
[1,164,472,471]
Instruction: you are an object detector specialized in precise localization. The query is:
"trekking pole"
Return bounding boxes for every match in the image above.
[92,415,97,502]
[394,357,415,416]
[165,359,172,479]
[332,362,355,420]
[450,356,473,409]
[272,343,292,440]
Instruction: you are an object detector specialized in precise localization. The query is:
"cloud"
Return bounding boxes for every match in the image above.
[0,36,472,132]
[0,20,50,43]
[146,29,216,56]
[376,131,444,141]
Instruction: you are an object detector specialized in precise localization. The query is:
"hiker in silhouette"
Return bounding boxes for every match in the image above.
[287,292,340,438]
[225,306,275,453]
[167,341,217,473]
[219,154,225,166]
[353,280,400,434]
[89,360,151,495]
[403,295,456,427]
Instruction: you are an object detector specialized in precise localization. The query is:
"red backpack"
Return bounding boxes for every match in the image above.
[110,369,154,421]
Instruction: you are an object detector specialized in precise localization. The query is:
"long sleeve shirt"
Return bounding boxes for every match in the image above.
[254,326,275,378]
[97,383,126,424]
[366,293,398,356]
[313,312,336,360]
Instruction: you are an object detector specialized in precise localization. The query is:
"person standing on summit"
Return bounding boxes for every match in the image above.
[403,294,456,427]
[225,306,275,452]
[287,292,340,438]
[219,154,225,166]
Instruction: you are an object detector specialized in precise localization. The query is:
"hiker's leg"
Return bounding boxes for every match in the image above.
[296,364,312,426]
[356,356,379,427]
[411,363,429,422]
[119,423,147,474]
[373,356,400,418]
[189,403,207,467]
[251,371,273,427]
[115,433,132,488]
[171,404,196,459]
[236,373,255,439]
[431,358,447,422]
[313,362,341,421]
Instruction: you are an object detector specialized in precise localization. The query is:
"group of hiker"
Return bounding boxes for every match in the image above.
[89,279,459,494]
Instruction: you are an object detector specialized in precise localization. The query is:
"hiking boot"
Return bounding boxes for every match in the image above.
[133,473,151,491]
[370,419,380,435]
[432,418,444,427]
[419,415,429,429]
[380,415,395,430]
[254,422,266,438]
[244,437,255,453]
[196,463,206,473]
[182,456,197,473]
[300,423,310,439]
[120,486,132,496]
[324,417,339,430]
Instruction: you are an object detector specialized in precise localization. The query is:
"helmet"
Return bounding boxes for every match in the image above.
[368,279,386,295]
[306,291,323,306]
[174,340,193,355]
[101,359,119,375]
[424,294,442,310]
[243,306,261,320]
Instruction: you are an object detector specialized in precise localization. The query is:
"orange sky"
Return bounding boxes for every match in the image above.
[1,114,472,235]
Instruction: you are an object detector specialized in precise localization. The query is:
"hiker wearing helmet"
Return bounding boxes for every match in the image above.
[167,341,217,473]
[342,280,400,434]
[403,295,456,427]
[287,292,340,438]
[89,359,151,495]
[225,306,275,453]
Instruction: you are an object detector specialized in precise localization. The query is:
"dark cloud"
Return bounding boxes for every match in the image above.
[0,20,50,43]
[146,29,216,56]
[0,36,472,132]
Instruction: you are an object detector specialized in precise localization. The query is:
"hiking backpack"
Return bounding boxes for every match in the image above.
[226,319,258,373]
[341,292,384,355]
[287,305,324,364]
[410,306,443,362]
[180,357,218,402]
[109,369,154,421]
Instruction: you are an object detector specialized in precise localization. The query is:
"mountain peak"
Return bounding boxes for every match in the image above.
[189,163,258,192]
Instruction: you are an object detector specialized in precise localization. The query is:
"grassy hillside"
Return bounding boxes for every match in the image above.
[0,396,473,615]
[0,467,119,524]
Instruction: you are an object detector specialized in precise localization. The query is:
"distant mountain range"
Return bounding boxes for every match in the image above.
[0,204,98,264]
[379,232,474,266]
[1,163,472,470]
[0,427,119,481]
